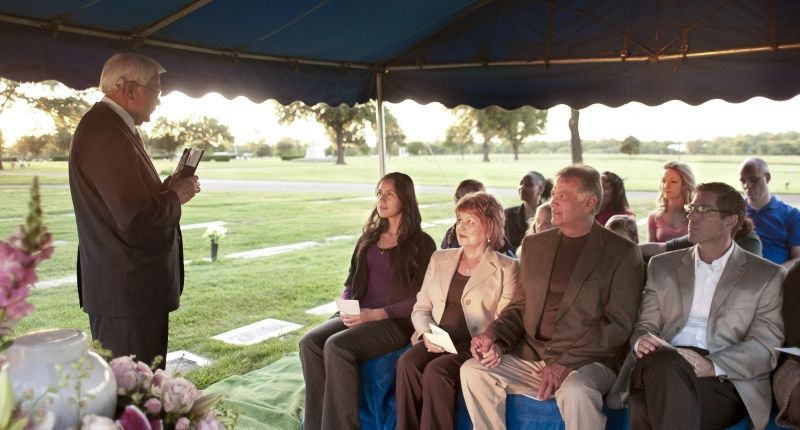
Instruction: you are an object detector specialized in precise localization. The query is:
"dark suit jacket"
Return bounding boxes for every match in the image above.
[487,222,644,373]
[503,204,528,251]
[69,102,184,317]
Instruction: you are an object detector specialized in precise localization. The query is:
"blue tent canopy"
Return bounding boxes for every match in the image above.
[1,0,799,109]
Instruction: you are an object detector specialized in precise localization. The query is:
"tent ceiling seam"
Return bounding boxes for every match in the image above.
[135,0,214,38]
[0,14,373,70]
[656,0,734,56]
[384,42,800,71]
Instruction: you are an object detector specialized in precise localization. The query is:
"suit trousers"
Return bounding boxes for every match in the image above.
[628,348,746,430]
[396,341,472,430]
[298,316,412,430]
[460,355,616,430]
[89,313,168,369]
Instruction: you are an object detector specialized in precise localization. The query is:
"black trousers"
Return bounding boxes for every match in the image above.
[89,313,169,369]
[298,317,412,430]
[396,341,471,430]
[628,347,746,430]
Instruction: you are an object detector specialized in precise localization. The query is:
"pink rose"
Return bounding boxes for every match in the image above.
[174,417,190,430]
[144,397,162,415]
[159,376,199,415]
[110,356,140,395]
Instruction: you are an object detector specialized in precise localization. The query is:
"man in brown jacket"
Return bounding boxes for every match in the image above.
[460,165,644,430]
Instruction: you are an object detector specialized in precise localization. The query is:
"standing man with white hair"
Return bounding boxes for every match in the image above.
[69,52,199,367]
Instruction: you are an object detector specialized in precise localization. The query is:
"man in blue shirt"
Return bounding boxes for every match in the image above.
[739,157,800,269]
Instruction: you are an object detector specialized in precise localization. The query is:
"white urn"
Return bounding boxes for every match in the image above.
[6,329,117,429]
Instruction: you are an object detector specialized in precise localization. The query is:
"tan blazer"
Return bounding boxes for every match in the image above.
[487,223,644,372]
[625,244,785,430]
[410,247,519,343]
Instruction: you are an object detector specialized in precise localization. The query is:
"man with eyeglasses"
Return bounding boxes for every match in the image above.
[739,157,800,269]
[620,182,785,429]
[69,52,199,368]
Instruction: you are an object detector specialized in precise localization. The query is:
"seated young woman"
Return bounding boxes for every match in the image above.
[298,172,436,430]
[395,192,519,430]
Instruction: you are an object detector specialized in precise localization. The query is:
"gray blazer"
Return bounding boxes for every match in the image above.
[411,247,518,343]
[610,244,785,430]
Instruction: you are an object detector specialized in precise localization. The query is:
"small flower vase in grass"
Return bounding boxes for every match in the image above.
[202,225,226,262]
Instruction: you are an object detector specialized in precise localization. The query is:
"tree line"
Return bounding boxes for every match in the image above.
[2,78,798,170]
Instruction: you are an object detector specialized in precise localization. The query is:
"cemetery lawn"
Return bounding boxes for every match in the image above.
[1,153,797,389]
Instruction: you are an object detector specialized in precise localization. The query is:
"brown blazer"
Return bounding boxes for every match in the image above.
[486,222,644,373]
[69,102,184,317]
[626,244,785,430]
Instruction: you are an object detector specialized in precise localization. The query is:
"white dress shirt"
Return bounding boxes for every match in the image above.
[101,96,137,134]
[670,243,735,376]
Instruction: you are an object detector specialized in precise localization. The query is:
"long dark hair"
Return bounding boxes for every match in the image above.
[357,172,424,287]
[602,171,630,212]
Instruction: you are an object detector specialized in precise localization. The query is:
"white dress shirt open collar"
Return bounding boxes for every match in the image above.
[100,96,137,134]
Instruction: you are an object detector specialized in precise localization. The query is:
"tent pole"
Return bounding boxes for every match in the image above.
[376,71,387,178]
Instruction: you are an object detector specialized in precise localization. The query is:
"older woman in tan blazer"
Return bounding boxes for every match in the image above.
[396,192,519,430]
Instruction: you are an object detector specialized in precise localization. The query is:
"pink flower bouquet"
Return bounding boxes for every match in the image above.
[82,356,228,430]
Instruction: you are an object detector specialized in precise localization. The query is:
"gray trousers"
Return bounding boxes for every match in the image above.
[298,316,412,430]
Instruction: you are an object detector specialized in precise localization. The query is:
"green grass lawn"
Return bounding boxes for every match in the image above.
[1,153,797,392]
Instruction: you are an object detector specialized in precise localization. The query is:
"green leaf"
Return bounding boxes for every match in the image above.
[6,417,29,430]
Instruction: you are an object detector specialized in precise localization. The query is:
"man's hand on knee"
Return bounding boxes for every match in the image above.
[536,363,572,400]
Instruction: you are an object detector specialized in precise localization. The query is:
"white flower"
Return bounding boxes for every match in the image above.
[81,415,119,430]
[202,225,227,243]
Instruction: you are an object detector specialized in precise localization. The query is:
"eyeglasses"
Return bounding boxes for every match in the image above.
[684,204,733,215]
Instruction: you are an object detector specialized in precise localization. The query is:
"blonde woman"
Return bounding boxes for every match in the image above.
[396,192,518,430]
[647,161,696,242]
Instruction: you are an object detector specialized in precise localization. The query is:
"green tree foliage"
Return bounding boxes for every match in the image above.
[277,102,374,165]
[443,106,477,158]
[29,82,92,158]
[275,137,306,160]
[448,105,548,162]
[620,135,641,157]
[149,116,234,157]
[14,134,53,159]
[0,79,27,170]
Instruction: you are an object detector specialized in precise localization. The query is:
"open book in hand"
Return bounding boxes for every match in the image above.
[423,323,458,354]
[170,147,204,183]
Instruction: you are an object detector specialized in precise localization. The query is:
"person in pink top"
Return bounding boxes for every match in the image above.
[648,161,696,242]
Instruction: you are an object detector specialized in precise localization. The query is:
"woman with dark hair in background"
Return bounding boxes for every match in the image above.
[504,171,553,251]
[396,192,518,429]
[299,172,436,430]
[596,171,635,226]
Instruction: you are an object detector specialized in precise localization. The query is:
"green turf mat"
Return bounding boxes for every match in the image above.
[205,353,305,430]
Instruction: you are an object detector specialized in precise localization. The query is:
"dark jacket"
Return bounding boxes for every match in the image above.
[504,204,528,251]
[345,230,436,319]
[69,102,183,317]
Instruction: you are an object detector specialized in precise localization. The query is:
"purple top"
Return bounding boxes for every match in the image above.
[342,243,414,319]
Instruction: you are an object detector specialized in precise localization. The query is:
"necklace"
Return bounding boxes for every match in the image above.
[461,254,481,274]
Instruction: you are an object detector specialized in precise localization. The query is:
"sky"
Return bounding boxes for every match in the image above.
[1,86,799,149]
